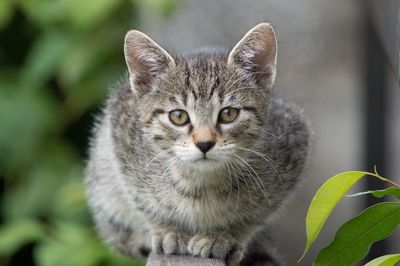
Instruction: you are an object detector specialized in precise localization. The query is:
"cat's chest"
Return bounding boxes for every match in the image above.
[147,173,267,230]
[169,188,241,230]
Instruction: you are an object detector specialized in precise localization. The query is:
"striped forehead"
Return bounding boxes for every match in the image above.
[183,57,223,101]
[160,53,246,108]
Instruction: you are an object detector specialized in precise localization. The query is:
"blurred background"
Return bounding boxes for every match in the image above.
[0,0,399,266]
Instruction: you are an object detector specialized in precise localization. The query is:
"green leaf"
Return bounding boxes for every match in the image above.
[300,171,367,260]
[17,0,67,27]
[20,31,74,87]
[35,222,145,266]
[0,0,14,30]
[0,84,58,172]
[365,254,400,266]
[347,187,400,199]
[103,252,145,266]
[3,144,81,220]
[64,0,122,30]
[35,222,106,266]
[0,219,45,256]
[314,202,400,266]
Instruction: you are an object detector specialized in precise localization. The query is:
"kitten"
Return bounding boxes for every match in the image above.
[85,23,311,266]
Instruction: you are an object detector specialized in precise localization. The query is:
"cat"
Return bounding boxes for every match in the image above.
[85,23,311,266]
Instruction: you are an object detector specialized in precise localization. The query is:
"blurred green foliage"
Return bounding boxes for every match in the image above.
[0,0,177,265]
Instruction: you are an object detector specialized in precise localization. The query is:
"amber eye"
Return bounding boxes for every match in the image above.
[169,109,190,126]
[218,107,239,124]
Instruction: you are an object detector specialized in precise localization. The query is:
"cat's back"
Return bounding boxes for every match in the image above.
[86,80,132,176]
[268,96,310,142]
[260,96,311,193]
[85,80,140,220]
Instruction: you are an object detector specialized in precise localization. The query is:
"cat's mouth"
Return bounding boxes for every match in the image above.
[188,158,220,172]
[196,157,214,162]
[180,155,224,172]
[190,156,219,166]
[177,153,223,171]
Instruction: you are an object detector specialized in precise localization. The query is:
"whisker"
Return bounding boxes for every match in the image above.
[159,157,178,179]
[236,147,279,168]
[224,160,234,202]
[230,159,253,203]
[237,147,286,193]
[234,154,272,211]
[232,164,240,213]
[145,148,172,168]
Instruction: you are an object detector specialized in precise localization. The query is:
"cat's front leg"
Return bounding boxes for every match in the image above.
[187,232,246,266]
[151,227,190,255]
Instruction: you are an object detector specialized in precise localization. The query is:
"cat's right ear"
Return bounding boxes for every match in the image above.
[124,30,175,93]
[227,23,277,88]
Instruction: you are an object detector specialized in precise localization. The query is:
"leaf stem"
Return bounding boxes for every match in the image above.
[369,166,400,189]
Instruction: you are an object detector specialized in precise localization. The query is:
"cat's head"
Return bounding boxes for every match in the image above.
[124,23,277,172]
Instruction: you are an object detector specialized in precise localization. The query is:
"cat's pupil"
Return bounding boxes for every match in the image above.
[175,111,185,121]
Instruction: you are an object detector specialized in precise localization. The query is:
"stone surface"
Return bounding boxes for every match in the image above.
[146,253,225,266]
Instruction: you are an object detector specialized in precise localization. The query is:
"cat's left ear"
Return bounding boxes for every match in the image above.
[124,30,175,93]
[228,23,277,88]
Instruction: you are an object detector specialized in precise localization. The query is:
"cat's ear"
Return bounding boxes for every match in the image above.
[124,30,175,92]
[228,23,277,87]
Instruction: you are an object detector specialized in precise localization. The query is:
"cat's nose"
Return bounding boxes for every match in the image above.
[195,141,215,154]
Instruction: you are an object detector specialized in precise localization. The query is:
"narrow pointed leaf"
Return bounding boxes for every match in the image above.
[364,254,400,266]
[314,202,400,266]
[347,187,400,199]
[0,219,45,256]
[300,171,368,260]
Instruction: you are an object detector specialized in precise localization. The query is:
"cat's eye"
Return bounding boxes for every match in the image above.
[218,107,239,124]
[169,109,190,126]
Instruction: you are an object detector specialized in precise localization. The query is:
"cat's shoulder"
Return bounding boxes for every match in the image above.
[268,96,312,142]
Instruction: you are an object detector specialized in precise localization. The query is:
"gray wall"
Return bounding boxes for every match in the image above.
[137,1,399,264]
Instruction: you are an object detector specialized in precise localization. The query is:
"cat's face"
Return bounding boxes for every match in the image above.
[124,23,277,173]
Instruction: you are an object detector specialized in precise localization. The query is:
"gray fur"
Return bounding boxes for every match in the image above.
[85,23,311,266]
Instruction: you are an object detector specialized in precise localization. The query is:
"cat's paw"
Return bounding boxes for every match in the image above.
[187,233,244,265]
[151,228,189,255]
